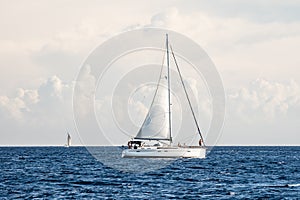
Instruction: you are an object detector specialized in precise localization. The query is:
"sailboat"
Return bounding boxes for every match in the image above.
[122,34,206,158]
[65,132,71,147]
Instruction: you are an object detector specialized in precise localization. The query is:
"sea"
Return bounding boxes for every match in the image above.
[0,146,299,199]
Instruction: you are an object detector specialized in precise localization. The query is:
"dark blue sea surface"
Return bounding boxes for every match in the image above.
[0,146,299,199]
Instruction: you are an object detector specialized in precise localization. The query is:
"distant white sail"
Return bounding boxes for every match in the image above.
[66,133,71,147]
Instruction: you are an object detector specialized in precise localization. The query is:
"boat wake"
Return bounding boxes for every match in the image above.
[288,183,300,187]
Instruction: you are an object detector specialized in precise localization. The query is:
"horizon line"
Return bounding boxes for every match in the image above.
[0,144,299,147]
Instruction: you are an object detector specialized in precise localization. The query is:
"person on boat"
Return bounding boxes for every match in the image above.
[199,139,203,146]
[127,141,132,149]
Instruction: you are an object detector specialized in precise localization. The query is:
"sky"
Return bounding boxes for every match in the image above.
[0,0,300,146]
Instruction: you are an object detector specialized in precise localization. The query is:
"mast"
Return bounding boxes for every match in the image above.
[166,34,172,143]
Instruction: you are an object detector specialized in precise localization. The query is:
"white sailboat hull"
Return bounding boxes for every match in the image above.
[122,147,206,158]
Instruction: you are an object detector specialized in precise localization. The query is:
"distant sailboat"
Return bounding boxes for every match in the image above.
[65,133,71,147]
[122,34,206,158]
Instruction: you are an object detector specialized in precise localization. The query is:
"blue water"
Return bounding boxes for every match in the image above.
[0,146,299,199]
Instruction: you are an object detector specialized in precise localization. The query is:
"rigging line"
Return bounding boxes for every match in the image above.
[169,45,206,147]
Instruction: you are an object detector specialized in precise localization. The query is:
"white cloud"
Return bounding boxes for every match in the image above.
[147,7,300,47]
[184,0,300,23]
[0,75,73,123]
[0,95,26,121]
[150,7,179,27]
[0,75,78,145]
[73,64,96,118]
[229,78,300,122]
[219,78,300,145]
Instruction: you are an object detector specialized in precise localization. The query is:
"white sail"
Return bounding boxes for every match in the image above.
[67,133,71,147]
[135,62,171,140]
[135,84,170,140]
